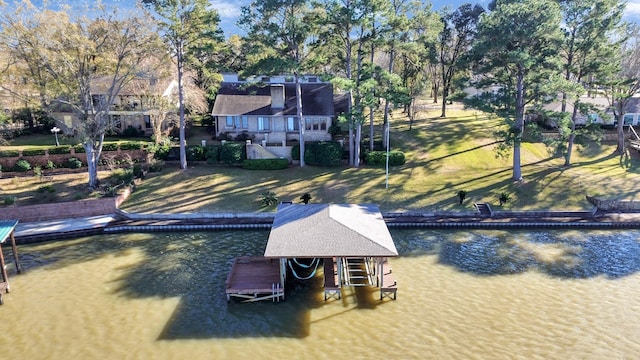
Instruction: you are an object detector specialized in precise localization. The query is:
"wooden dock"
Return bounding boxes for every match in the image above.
[323,258,341,300]
[225,256,284,303]
[379,258,397,300]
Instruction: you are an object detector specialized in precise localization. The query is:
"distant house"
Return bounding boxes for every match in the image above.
[212,74,348,145]
[51,76,178,136]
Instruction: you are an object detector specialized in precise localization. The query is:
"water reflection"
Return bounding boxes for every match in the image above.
[392,229,640,279]
[6,228,640,344]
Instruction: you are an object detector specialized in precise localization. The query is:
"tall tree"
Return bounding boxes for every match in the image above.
[143,0,222,170]
[557,0,623,165]
[468,0,563,181]
[436,3,484,118]
[239,0,318,167]
[10,5,162,188]
[602,24,640,155]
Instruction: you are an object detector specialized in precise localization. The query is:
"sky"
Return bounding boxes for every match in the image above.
[211,0,640,36]
[24,0,640,36]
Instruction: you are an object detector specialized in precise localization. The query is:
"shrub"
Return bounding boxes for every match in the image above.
[73,144,86,153]
[291,144,300,161]
[457,190,467,205]
[235,131,254,142]
[259,191,278,207]
[120,141,144,150]
[498,192,511,206]
[45,160,56,170]
[22,148,46,156]
[300,193,312,204]
[33,166,42,178]
[110,168,134,185]
[148,159,164,172]
[187,145,207,161]
[48,145,71,154]
[220,142,246,165]
[0,150,19,158]
[13,159,32,172]
[148,140,171,161]
[37,184,56,193]
[304,141,343,166]
[205,145,221,164]
[242,158,289,170]
[2,196,15,206]
[66,157,83,169]
[364,150,406,167]
[102,143,118,151]
[133,163,145,179]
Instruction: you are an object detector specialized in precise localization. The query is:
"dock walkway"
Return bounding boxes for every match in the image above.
[379,259,397,300]
[323,258,341,300]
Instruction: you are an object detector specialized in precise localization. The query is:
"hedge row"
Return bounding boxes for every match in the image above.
[242,158,289,170]
[0,141,146,158]
[364,150,406,166]
[292,141,343,166]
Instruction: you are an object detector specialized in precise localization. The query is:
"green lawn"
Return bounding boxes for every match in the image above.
[120,107,640,214]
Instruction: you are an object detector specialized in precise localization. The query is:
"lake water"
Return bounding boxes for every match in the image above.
[1,229,640,359]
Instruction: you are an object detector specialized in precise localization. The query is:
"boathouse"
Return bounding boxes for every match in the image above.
[225,204,399,302]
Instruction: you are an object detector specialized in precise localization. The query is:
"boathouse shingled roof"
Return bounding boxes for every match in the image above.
[264,204,398,258]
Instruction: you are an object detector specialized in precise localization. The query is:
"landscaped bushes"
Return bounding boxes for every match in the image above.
[0,150,19,158]
[205,146,221,164]
[22,149,46,156]
[304,141,343,166]
[187,145,207,161]
[220,142,246,164]
[364,150,406,167]
[13,159,32,172]
[48,146,72,154]
[66,157,83,168]
[242,158,289,170]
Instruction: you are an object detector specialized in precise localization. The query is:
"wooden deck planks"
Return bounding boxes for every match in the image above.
[225,256,284,302]
[380,259,397,300]
[323,258,341,300]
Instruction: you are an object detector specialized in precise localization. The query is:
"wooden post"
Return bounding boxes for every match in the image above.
[10,231,21,274]
[0,242,9,292]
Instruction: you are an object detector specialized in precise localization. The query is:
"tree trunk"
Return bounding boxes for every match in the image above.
[295,73,305,167]
[513,69,525,181]
[564,106,578,166]
[440,88,448,118]
[617,116,626,155]
[354,123,362,167]
[177,41,187,170]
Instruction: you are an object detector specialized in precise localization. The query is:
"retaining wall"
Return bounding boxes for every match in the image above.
[0,187,131,222]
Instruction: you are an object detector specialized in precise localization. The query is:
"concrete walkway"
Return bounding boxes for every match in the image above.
[14,215,118,243]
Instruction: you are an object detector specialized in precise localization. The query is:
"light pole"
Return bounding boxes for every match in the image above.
[51,126,60,147]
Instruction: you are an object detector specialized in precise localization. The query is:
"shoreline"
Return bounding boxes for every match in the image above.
[12,208,640,244]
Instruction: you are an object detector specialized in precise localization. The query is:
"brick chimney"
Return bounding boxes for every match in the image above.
[270,84,285,109]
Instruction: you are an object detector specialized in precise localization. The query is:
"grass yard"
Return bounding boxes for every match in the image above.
[2,105,640,212]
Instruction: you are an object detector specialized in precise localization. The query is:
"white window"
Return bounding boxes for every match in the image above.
[287,117,298,131]
[226,116,248,129]
[258,116,270,131]
[305,117,326,131]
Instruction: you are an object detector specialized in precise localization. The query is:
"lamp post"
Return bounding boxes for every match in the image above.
[51,127,60,147]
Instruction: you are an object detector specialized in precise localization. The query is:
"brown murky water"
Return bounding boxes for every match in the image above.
[1,229,639,359]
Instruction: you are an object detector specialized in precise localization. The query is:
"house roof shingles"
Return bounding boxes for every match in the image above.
[212,82,336,116]
[264,204,399,258]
